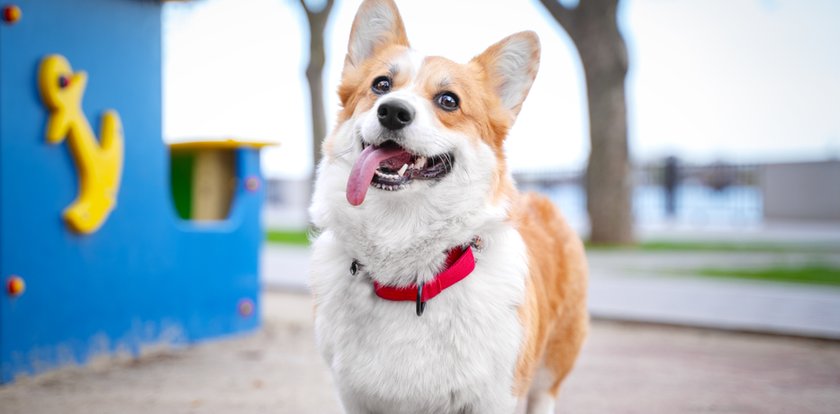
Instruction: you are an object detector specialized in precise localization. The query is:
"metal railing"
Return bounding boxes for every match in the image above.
[514,162,763,227]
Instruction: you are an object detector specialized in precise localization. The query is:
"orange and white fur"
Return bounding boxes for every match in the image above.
[309,1,588,412]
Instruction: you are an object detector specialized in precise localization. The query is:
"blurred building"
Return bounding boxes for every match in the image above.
[760,160,840,222]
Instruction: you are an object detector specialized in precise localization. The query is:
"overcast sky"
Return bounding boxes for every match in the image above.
[164,0,840,179]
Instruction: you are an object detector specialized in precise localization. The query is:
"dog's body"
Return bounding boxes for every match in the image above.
[309,1,588,412]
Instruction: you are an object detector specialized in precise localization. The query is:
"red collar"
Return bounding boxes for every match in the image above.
[371,244,476,316]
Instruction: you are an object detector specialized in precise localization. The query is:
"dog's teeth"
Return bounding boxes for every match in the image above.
[397,163,408,177]
[414,157,427,169]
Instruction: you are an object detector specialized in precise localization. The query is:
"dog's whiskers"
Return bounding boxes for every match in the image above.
[333,145,355,160]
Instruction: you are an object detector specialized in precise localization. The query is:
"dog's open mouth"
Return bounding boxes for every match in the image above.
[346,140,454,206]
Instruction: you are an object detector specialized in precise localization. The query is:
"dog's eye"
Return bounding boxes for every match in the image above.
[436,92,460,111]
[371,76,392,95]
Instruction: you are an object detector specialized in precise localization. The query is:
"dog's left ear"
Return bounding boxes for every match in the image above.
[472,31,541,117]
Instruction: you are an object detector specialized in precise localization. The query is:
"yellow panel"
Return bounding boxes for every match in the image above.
[191,150,235,221]
[169,139,277,152]
[38,55,123,234]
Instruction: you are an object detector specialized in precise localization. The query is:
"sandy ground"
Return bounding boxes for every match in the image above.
[2,291,839,414]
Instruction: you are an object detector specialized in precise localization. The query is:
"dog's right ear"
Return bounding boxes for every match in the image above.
[343,0,409,75]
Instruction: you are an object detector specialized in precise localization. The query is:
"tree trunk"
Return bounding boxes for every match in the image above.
[305,21,327,173]
[299,0,334,183]
[581,57,633,244]
[537,0,634,244]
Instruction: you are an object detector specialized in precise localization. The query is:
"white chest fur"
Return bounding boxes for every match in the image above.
[310,227,529,414]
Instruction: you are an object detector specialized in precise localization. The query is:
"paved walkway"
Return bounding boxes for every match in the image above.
[634,220,840,244]
[262,243,840,339]
[261,245,311,292]
[587,250,840,339]
[2,291,838,414]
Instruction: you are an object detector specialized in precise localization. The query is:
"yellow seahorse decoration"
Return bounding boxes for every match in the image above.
[38,55,123,234]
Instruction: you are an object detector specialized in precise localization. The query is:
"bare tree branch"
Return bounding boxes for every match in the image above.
[537,0,577,35]
[299,0,335,21]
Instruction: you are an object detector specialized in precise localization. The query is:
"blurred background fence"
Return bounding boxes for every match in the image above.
[264,159,840,232]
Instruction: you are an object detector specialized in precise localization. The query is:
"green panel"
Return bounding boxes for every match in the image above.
[170,151,195,219]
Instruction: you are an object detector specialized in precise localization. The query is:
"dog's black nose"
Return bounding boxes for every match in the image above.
[377,100,414,130]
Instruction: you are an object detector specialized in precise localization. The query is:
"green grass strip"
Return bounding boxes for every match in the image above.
[265,229,310,246]
[695,264,840,286]
[587,240,840,254]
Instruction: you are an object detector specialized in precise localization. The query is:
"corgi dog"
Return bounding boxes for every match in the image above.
[308,0,588,412]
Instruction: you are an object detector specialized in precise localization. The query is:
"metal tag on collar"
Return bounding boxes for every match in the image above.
[416,284,426,317]
[470,236,483,251]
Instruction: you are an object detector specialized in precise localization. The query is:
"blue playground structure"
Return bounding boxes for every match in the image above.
[1,0,265,383]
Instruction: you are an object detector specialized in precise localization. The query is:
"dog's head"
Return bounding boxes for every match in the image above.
[318,0,540,214]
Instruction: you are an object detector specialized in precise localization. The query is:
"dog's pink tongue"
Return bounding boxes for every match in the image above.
[346,145,411,206]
